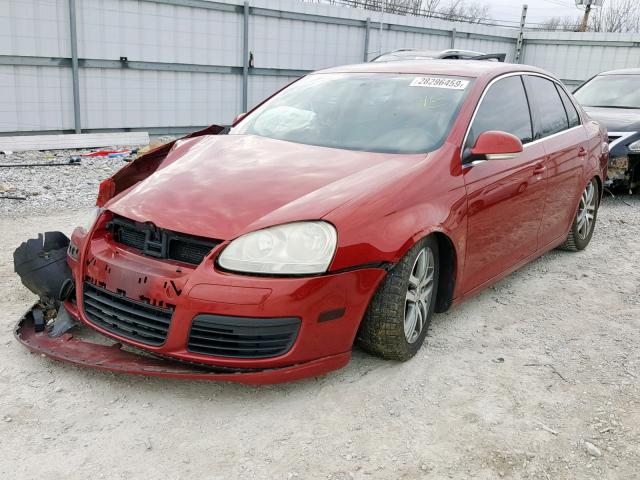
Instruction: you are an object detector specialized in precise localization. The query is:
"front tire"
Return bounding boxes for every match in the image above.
[558,178,599,251]
[357,236,439,361]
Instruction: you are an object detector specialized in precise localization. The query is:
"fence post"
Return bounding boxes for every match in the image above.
[450,28,456,49]
[68,0,81,133]
[242,1,250,113]
[363,18,370,62]
[515,4,528,63]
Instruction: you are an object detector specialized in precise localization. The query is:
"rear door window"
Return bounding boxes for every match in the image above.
[524,75,570,139]
[556,86,581,128]
[466,75,533,148]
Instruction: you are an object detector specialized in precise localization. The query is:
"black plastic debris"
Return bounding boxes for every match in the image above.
[13,232,72,305]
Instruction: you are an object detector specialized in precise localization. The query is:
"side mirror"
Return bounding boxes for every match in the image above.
[470,130,523,161]
[232,112,247,126]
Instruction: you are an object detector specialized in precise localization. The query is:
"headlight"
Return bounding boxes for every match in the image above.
[218,221,337,275]
[628,139,640,152]
[79,208,101,233]
[609,155,629,170]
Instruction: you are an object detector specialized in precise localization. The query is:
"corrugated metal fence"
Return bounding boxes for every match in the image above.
[1,0,639,135]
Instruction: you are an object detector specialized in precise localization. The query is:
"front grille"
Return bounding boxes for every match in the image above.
[82,283,173,346]
[168,240,213,265]
[119,227,146,250]
[187,314,301,359]
[109,215,220,266]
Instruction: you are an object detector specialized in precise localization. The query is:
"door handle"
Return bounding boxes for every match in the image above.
[578,147,588,157]
[533,162,546,175]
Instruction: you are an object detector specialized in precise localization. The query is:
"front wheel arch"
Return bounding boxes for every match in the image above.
[357,235,440,360]
[432,232,457,313]
[593,174,603,201]
[355,230,458,356]
[386,229,458,314]
[558,176,600,251]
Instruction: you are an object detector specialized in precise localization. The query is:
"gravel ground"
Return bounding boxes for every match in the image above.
[0,154,638,479]
[0,147,135,217]
[0,138,174,217]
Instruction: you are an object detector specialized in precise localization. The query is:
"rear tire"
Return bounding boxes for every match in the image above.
[357,236,439,361]
[558,178,599,251]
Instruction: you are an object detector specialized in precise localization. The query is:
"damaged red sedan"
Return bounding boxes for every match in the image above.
[14,61,608,384]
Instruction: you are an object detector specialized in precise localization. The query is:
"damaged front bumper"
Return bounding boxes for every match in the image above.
[606,132,640,190]
[12,228,357,384]
[15,302,351,384]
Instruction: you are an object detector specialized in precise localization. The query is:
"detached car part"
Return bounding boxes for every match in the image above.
[14,304,348,384]
[13,232,74,333]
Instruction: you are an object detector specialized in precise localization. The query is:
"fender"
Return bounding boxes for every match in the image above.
[325,146,468,310]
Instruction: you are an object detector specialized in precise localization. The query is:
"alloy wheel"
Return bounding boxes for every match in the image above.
[577,181,596,240]
[404,247,435,344]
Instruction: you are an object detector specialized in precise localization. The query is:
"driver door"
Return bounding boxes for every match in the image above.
[461,75,548,293]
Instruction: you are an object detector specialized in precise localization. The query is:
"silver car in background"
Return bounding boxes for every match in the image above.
[371,48,506,62]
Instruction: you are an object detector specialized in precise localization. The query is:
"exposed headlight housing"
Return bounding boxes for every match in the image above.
[218,221,337,275]
[628,139,640,152]
[609,155,629,170]
[607,155,629,182]
[67,240,79,260]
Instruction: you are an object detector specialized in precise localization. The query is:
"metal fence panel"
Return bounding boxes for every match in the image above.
[77,0,243,66]
[0,65,74,132]
[79,68,241,129]
[1,0,639,134]
[0,0,70,58]
[523,31,640,85]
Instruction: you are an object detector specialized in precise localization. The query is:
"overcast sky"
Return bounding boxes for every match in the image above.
[477,0,584,25]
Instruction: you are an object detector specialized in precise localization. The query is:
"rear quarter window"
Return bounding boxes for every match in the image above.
[557,86,581,128]
[524,75,570,139]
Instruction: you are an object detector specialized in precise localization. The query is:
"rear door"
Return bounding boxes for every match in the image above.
[522,75,588,247]
[461,74,548,293]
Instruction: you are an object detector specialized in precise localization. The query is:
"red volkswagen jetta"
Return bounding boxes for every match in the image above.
[18,61,608,383]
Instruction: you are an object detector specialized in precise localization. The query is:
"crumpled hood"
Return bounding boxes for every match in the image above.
[583,106,640,132]
[107,134,424,239]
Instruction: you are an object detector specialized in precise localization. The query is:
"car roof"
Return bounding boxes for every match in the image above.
[316,60,551,81]
[597,68,640,76]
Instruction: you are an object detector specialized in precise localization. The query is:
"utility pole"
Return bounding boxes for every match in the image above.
[578,0,603,32]
[579,0,592,32]
[515,4,528,63]
[378,0,385,57]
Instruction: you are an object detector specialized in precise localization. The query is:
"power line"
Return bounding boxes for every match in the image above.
[300,0,584,30]
[308,0,523,28]
[540,0,575,7]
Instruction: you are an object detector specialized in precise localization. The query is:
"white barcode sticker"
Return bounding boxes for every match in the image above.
[409,77,469,89]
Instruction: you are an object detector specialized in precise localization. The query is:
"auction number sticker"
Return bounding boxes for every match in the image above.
[409,77,469,89]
